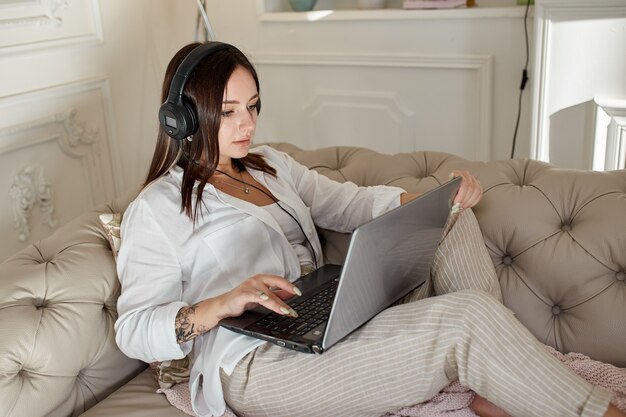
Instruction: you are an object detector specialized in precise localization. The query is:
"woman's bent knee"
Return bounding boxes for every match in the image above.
[442,289,500,307]
[440,290,511,323]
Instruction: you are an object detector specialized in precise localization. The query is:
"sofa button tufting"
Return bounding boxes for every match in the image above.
[551,305,561,315]
[502,255,513,265]
[617,272,626,281]
[561,224,572,231]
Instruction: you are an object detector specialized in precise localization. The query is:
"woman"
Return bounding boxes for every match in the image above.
[114,42,622,417]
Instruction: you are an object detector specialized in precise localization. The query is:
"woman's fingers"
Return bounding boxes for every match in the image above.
[462,173,482,208]
[270,288,297,301]
[451,170,483,209]
[255,275,301,299]
[249,275,301,317]
[255,286,299,318]
[222,275,301,320]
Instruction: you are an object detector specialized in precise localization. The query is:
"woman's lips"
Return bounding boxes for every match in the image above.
[234,138,250,146]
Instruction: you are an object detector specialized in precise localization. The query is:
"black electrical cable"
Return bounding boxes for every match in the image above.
[194,0,216,42]
[511,0,532,159]
[194,0,206,42]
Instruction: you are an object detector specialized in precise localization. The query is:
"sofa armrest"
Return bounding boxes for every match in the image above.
[0,197,145,417]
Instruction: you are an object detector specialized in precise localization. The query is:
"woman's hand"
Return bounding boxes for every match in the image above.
[399,170,483,210]
[450,170,483,210]
[174,274,301,345]
[219,274,301,320]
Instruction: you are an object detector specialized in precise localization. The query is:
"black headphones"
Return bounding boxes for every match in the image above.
[158,41,231,140]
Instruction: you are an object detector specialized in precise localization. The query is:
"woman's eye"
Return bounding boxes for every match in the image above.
[248,103,259,112]
[221,110,234,117]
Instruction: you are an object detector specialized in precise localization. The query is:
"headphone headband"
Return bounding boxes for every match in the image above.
[158,41,231,140]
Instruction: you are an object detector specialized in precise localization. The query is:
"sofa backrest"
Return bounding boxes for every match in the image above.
[271,143,626,369]
[1,143,625,416]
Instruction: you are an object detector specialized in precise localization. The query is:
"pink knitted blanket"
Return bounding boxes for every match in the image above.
[157,345,626,416]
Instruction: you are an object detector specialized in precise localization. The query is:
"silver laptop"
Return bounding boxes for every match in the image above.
[219,177,461,354]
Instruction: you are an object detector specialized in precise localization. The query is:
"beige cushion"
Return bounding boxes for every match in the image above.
[79,369,189,417]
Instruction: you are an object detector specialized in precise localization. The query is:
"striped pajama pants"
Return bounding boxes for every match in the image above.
[220,210,612,417]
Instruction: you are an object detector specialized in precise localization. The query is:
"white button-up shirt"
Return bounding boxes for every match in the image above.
[114,145,404,416]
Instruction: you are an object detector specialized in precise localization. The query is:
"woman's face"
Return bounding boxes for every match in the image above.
[217,66,259,167]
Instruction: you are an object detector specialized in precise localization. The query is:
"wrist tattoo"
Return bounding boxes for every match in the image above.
[175,304,208,343]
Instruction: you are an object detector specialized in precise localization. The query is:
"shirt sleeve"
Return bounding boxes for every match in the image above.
[271,147,404,232]
[114,197,192,362]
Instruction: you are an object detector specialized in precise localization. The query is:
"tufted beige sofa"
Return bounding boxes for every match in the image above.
[1,143,625,417]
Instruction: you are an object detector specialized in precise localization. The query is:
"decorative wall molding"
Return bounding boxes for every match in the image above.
[9,165,56,241]
[253,51,493,160]
[0,0,103,54]
[0,106,103,208]
[303,89,414,122]
[253,51,493,71]
[0,77,124,251]
[302,88,415,152]
[0,0,67,28]
[0,107,100,158]
[0,77,123,206]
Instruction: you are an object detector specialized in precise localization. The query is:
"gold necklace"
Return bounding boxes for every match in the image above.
[213,171,250,194]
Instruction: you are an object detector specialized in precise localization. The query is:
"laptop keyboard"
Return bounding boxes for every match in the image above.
[256,278,339,337]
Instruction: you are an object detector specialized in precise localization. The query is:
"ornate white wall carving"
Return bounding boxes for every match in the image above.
[9,165,56,241]
[0,105,105,209]
[60,107,100,153]
[0,77,120,258]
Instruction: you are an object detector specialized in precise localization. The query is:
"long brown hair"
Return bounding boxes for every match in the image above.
[145,42,276,223]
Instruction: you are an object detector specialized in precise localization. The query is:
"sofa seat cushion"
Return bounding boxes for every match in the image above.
[79,369,189,417]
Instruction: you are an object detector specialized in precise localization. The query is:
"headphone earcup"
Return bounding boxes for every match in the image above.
[159,42,232,141]
[158,96,198,140]
[182,97,198,136]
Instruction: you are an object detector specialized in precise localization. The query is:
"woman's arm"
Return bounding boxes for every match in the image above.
[117,205,302,347]
[267,147,403,232]
[115,199,190,362]
[174,274,302,344]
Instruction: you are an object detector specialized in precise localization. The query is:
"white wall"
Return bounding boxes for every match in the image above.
[0,0,197,260]
[205,0,534,161]
[1,0,535,260]
[96,1,197,185]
